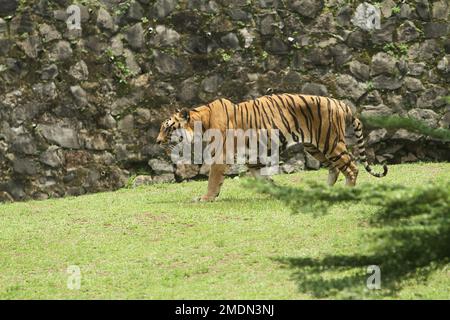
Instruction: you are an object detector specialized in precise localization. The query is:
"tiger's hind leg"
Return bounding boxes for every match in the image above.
[304,145,340,186]
[326,143,359,187]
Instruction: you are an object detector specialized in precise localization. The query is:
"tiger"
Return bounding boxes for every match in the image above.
[156,94,388,201]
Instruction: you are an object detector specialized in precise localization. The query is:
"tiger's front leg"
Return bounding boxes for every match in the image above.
[197,164,228,202]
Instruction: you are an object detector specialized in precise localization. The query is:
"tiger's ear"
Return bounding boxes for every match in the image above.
[180,108,190,121]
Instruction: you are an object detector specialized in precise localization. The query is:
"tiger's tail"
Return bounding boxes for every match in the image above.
[352,117,388,178]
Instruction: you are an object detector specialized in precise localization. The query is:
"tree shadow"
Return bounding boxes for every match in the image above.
[274,225,450,298]
[249,179,450,298]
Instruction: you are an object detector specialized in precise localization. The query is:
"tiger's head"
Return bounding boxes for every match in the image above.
[156,108,193,145]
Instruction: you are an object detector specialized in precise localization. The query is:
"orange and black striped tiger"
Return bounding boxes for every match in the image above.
[156,94,388,201]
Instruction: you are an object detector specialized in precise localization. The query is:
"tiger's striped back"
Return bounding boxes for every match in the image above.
[204,93,387,180]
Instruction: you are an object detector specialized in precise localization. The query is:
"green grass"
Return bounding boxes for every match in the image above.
[0,163,449,299]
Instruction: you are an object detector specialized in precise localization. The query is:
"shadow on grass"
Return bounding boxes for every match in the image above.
[275,227,450,298]
[249,179,450,298]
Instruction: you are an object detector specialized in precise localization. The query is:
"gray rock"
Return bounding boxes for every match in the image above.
[97,8,115,31]
[305,152,320,170]
[70,85,88,107]
[417,86,448,108]
[183,35,208,54]
[346,30,366,48]
[282,70,302,88]
[264,38,288,55]
[53,9,67,21]
[38,124,80,149]
[111,97,134,116]
[84,35,107,55]
[11,135,37,155]
[336,5,352,27]
[110,34,124,56]
[124,49,142,75]
[0,18,6,33]
[221,33,240,49]
[351,2,381,31]
[99,114,117,129]
[83,133,111,151]
[118,115,134,134]
[148,158,174,174]
[404,77,425,92]
[408,62,426,76]
[289,0,324,19]
[39,146,64,168]
[415,0,431,21]
[361,104,393,118]
[303,47,333,66]
[2,180,26,201]
[259,14,277,35]
[152,173,176,183]
[198,164,210,176]
[335,74,367,101]
[126,0,143,22]
[349,60,370,81]
[367,128,387,145]
[38,23,62,43]
[392,129,421,141]
[439,110,450,129]
[432,0,449,20]
[371,52,397,76]
[175,164,199,180]
[226,164,247,176]
[399,4,413,19]
[408,39,440,60]
[153,51,186,75]
[380,0,395,17]
[201,75,223,93]
[150,25,180,47]
[9,11,33,35]
[78,4,90,23]
[50,41,73,61]
[258,0,280,8]
[239,28,255,48]
[135,108,151,125]
[423,22,448,38]
[408,108,439,127]
[33,82,58,100]
[331,44,353,67]
[371,19,396,44]
[13,158,38,175]
[282,153,305,174]
[372,75,403,90]
[132,175,153,188]
[153,0,177,19]
[227,8,252,22]
[0,191,14,203]
[397,21,420,42]
[126,23,144,50]
[177,77,198,102]
[363,90,384,105]
[40,64,59,80]
[437,55,449,73]
[17,35,42,58]
[301,83,328,96]
[0,0,18,16]
[69,60,89,81]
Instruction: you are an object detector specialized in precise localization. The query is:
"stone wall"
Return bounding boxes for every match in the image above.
[0,0,449,201]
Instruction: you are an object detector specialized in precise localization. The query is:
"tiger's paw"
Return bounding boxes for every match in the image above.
[193,195,217,202]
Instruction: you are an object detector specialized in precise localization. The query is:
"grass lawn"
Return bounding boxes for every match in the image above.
[0,163,449,299]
